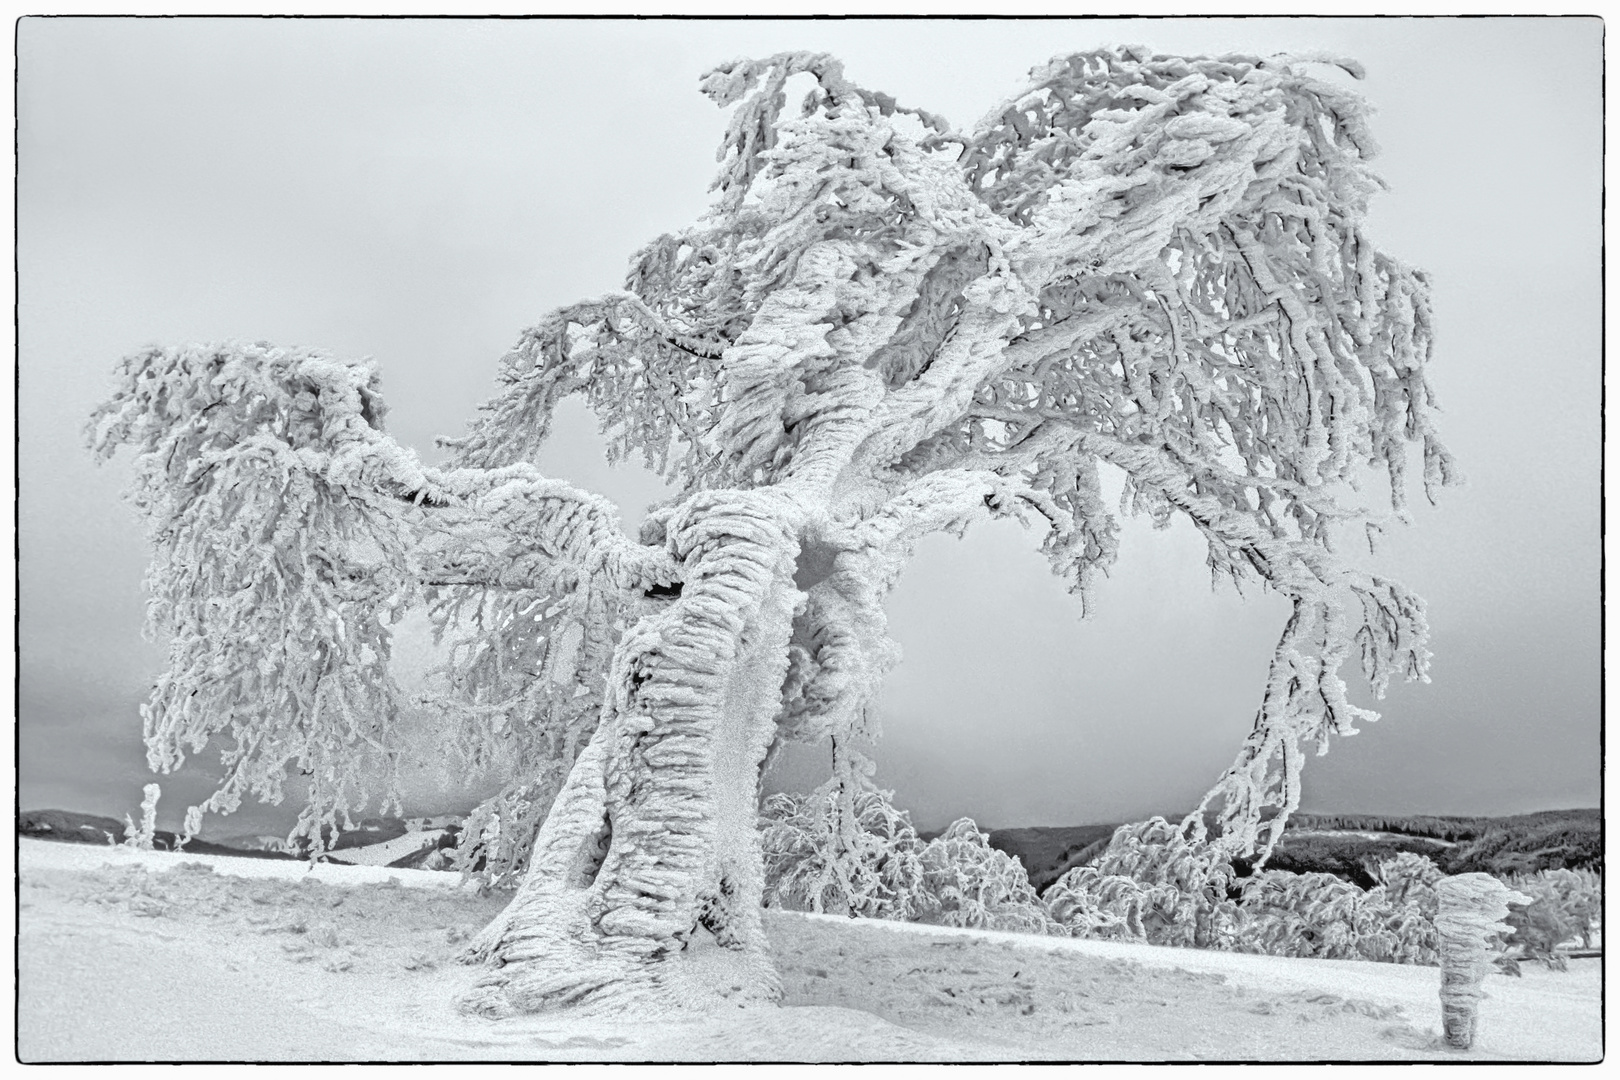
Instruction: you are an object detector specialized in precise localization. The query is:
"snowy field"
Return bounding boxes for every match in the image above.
[17,839,1600,1063]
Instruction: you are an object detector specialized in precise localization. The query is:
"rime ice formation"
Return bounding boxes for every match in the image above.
[1036,820,1448,964]
[760,790,1051,934]
[1435,874,1530,1050]
[123,784,162,850]
[91,47,1454,1012]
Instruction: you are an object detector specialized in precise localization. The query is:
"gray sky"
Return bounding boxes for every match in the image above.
[18,17,1600,835]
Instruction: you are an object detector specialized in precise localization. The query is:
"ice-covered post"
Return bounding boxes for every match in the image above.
[123,783,161,850]
[1434,873,1531,1050]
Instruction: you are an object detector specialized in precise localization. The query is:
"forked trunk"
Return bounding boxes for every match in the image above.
[460,491,803,1016]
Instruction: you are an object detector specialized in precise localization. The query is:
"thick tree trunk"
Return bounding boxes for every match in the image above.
[459,491,803,1016]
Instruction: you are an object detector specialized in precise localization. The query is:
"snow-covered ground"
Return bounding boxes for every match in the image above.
[17,839,1601,1063]
[324,830,448,868]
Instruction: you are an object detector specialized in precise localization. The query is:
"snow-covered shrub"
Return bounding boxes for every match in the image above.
[1371,851,1444,907]
[1046,820,1439,962]
[1502,867,1601,967]
[1365,852,1442,963]
[760,796,1051,933]
[1501,897,1575,971]
[915,819,1054,934]
[1232,854,1439,963]
[1234,851,1441,964]
[1046,818,1239,948]
[1507,868,1601,947]
[1044,866,1171,942]
[1238,871,1384,960]
[759,786,927,921]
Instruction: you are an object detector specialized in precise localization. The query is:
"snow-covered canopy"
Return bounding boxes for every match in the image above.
[91,46,1454,865]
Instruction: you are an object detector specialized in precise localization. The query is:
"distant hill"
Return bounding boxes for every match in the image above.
[17,809,460,868]
[24,805,1600,889]
[1280,809,1602,877]
[934,809,1602,895]
[983,826,1123,893]
[1230,831,1458,889]
[1432,810,1602,876]
[19,809,125,846]
[19,809,300,860]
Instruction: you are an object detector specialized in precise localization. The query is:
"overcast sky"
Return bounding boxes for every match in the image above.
[18,17,1600,836]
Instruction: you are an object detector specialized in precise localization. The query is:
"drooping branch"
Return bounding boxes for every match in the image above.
[941,47,1456,522]
[86,344,442,840]
[699,51,953,213]
[1067,430,1433,857]
[775,468,1044,755]
[438,292,730,482]
[87,342,679,849]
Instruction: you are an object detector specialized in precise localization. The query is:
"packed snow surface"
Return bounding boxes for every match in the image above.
[325,830,448,868]
[17,840,1600,1062]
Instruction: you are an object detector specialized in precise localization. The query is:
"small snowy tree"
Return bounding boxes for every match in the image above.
[122,783,162,850]
[915,819,1055,933]
[1046,817,1240,948]
[90,47,1453,1014]
[760,783,929,921]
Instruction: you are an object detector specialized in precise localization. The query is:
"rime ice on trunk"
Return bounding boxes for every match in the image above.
[1434,874,1530,1051]
[91,46,1456,1014]
[458,491,805,1013]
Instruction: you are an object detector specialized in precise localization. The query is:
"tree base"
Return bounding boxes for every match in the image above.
[457,902,781,1019]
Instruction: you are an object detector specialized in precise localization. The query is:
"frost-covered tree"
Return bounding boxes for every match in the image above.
[89,47,1454,1014]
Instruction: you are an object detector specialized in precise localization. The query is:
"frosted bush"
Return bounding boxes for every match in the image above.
[1044,867,1171,942]
[1371,851,1444,906]
[1511,867,1601,946]
[1047,818,1239,948]
[1365,852,1442,962]
[1047,820,1439,962]
[915,819,1055,934]
[760,794,1050,933]
[760,786,928,921]
[1503,867,1602,966]
[1238,871,1408,961]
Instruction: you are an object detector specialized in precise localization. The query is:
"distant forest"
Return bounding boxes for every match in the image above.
[976,809,1602,895]
[23,805,1600,896]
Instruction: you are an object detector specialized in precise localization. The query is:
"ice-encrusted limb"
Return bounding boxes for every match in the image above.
[416,466,680,595]
[774,467,1045,752]
[86,343,453,845]
[437,291,733,477]
[86,341,680,858]
[1060,431,1434,857]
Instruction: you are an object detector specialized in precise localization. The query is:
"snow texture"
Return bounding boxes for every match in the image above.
[18,841,1598,1063]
